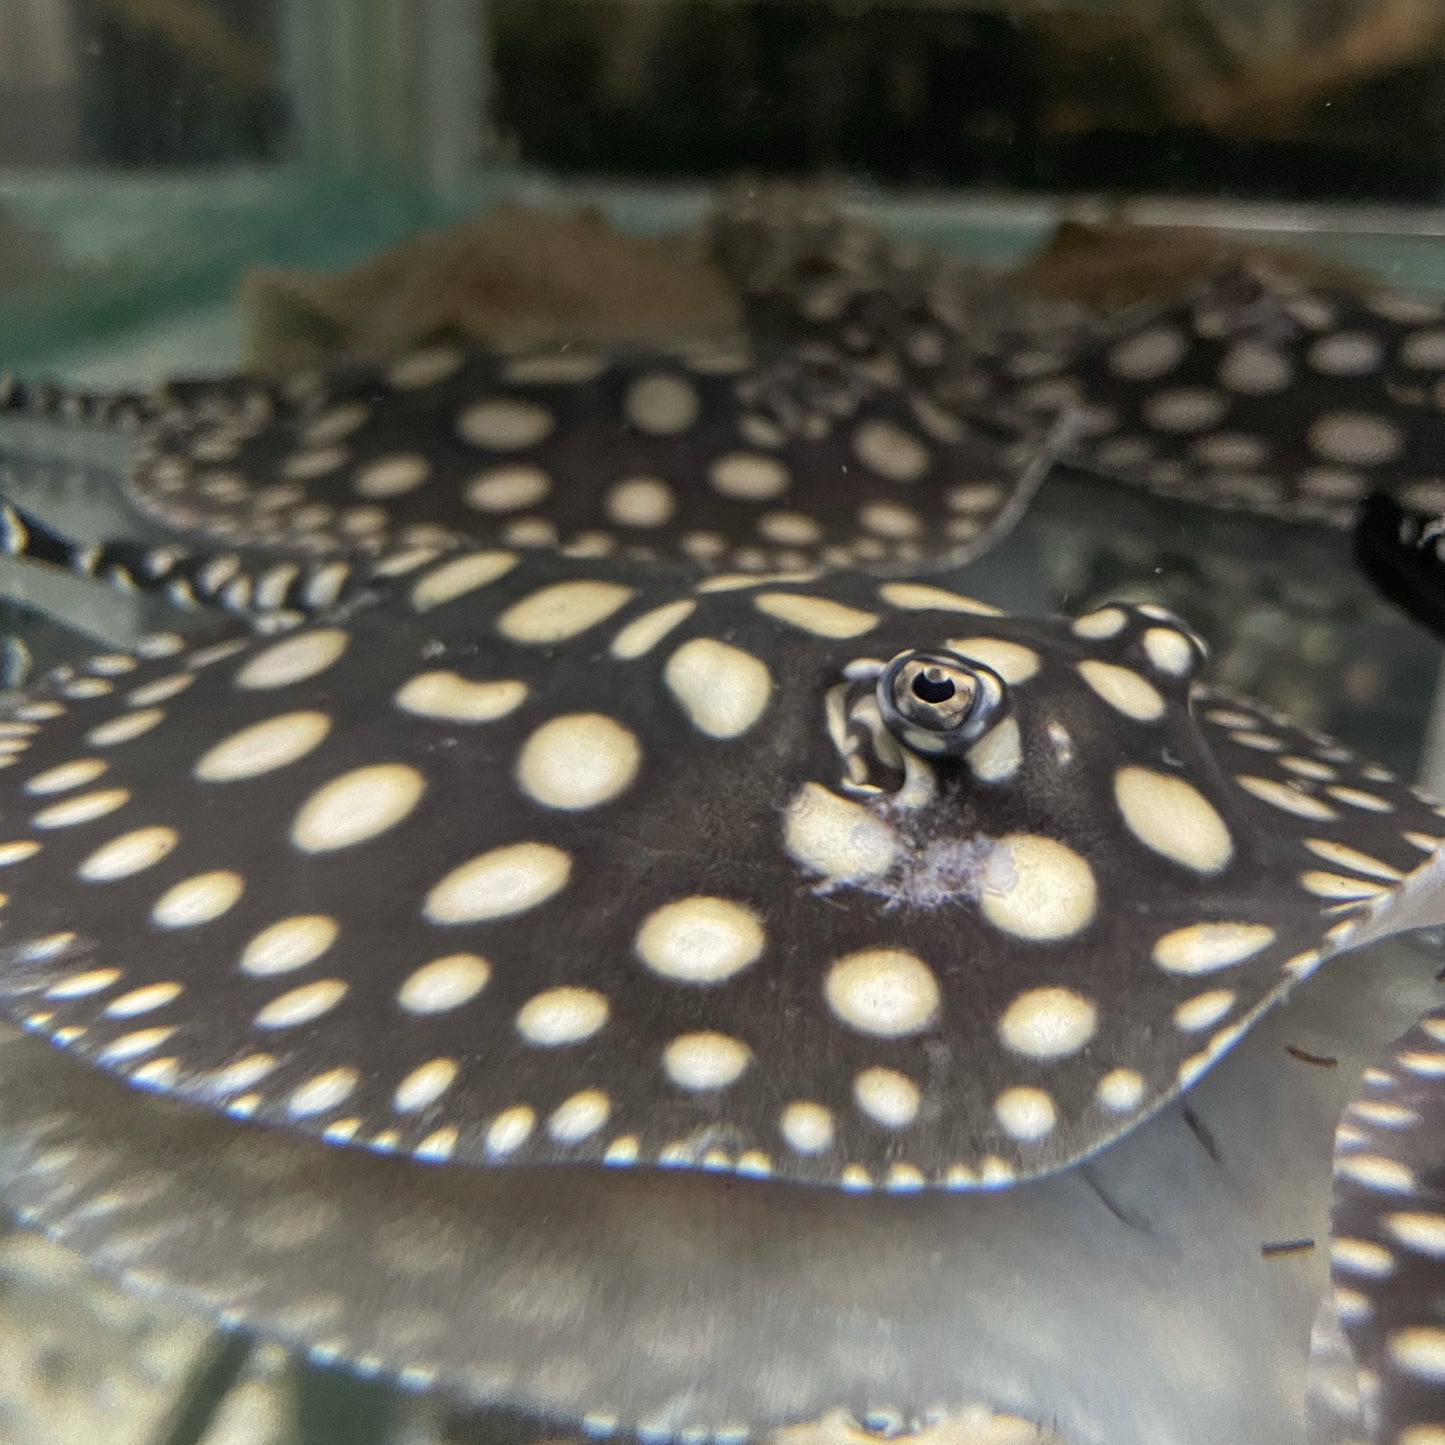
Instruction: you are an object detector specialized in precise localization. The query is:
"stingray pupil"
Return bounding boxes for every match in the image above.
[912,670,956,704]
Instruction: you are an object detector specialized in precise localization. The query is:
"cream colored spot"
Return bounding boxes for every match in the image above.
[397,954,490,1014]
[1141,628,1195,676]
[1096,1068,1146,1112]
[458,398,554,449]
[1115,766,1233,873]
[853,1067,920,1129]
[1108,325,1186,379]
[1300,870,1385,901]
[877,582,1000,615]
[516,987,609,1046]
[354,453,430,499]
[516,713,639,811]
[25,759,107,795]
[780,1101,835,1154]
[1151,922,1275,975]
[636,896,764,984]
[45,968,120,999]
[194,711,330,782]
[663,1032,751,1090]
[825,949,940,1037]
[289,1067,358,1117]
[283,447,345,480]
[1384,1212,1445,1259]
[503,351,606,384]
[395,671,527,723]
[967,715,1021,783]
[32,788,130,829]
[626,373,700,434]
[981,835,1097,941]
[235,629,349,690]
[1174,988,1236,1031]
[152,870,244,928]
[393,1058,458,1112]
[497,580,634,643]
[754,592,877,638]
[410,552,518,611]
[1327,784,1392,812]
[84,709,164,747]
[710,452,790,501]
[1281,756,1336,781]
[1071,607,1127,639]
[291,764,425,853]
[548,1089,611,1143]
[783,782,899,884]
[663,638,771,739]
[610,600,696,659]
[854,418,929,481]
[995,1086,1057,1142]
[78,826,178,882]
[1235,774,1337,820]
[388,344,463,389]
[1335,1155,1415,1192]
[1078,660,1165,721]
[999,987,1097,1058]
[486,1105,535,1156]
[105,981,182,1018]
[241,916,338,976]
[1390,1327,1445,1383]
[1309,411,1403,466]
[255,978,348,1029]
[947,637,1039,684]
[99,1027,175,1063]
[424,842,571,923]
[303,401,368,446]
[1303,838,1402,881]
[605,477,676,528]
[858,501,922,538]
[464,465,551,513]
[1331,1237,1395,1275]
[0,840,36,868]
[758,512,822,546]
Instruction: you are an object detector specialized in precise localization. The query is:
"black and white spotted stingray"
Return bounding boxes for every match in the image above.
[3,233,1445,1442]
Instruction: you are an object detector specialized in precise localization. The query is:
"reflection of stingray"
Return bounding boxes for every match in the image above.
[0,930,1439,1445]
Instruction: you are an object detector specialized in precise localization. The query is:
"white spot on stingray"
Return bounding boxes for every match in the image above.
[397,954,490,1014]
[999,987,1097,1058]
[981,835,1097,941]
[503,352,605,384]
[1331,1237,1396,1275]
[1389,1328,1445,1384]
[664,638,772,739]
[1115,766,1233,873]
[105,981,182,1018]
[664,1032,751,1091]
[758,512,822,546]
[1303,838,1402,881]
[826,949,940,1037]
[1096,1068,1146,1113]
[32,788,130,828]
[548,1089,611,1143]
[1219,343,1291,394]
[0,841,38,866]
[1141,628,1195,676]
[754,591,877,638]
[288,1067,358,1117]
[994,1086,1057,1142]
[1143,388,1226,432]
[241,916,338,976]
[45,968,119,999]
[410,552,518,611]
[1335,1155,1416,1193]
[1310,411,1403,466]
[948,637,1039,684]
[152,870,245,928]
[1078,660,1165,721]
[388,344,463,390]
[853,1067,920,1129]
[1299,871,1386,901]
[854,418,930,481]
[85,709,164,747]
[395,672,527,723]
[626,373,700,434]
[99,1027,175,1063]
[354,453,431,499]
[516,987,609,1046]
[303,401,369,446]
[610,600,696,659]
[1174,988,1236,1031]
[636,897,764,984]
[1108,326,1186,379]
[255,978,348,1029]
[194,711,331,782]
[967,715,1021,784]
[497,581,634,644]
[291,764,425,853]
[78,826,178,882]
[393,1058,458,1112]
[606,477,676,528]
[1326,784,1392,812]
[486,1106,535,1156]
[1071,608,1126,639]
[457,398,555,449]
[710,452,790,501]
[858,500,923,538]
[783,783,899,885]
[1152,921,1275,975]
[425,842,571,923]
[877,582,1001,615]
[780,1101,835,1154]
[464,465,551,513]
[235,629,349,690]
[1387,1213,1445,1258]
[25,759,108,795]
[1309,332,1382,374]
[1236,774,1338,820]
[516,713,640,810]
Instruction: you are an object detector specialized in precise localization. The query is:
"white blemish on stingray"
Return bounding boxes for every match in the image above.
[610,600,696,659]
[410,552,518,611]
[1326,784,1393,812]
[152,870,244,928]
[1115,766,1233,873]
[780,1100,835,1154]
[1281,756,1336,781]
[994,1086,1057,1142]
[387,343,463,390]
[1235,773,1338,820]
[1309,411,1403,466]
[1309,332,1381,374]
[783,783,900,886]
[464,465,552,513]
[127,674,194,708]
[291,764,426,852]
[758,512,822,546]
[709,453,791,501]
[283,447,346,480]
[635,896,764,984]
[948,636,1039,684]
[194,711,331,782]
[31,788,130,828]
[45,967,118,999]
[393,1058,458,1112]
[664,1032,751,1090]
[858,501,923,539]
[1141,628,1195,676]
[0,841,38,866]
[548,1089,611,1143]
[854,418,930,481]
[85,709,165,747]
[606,477,676,528]
[497,580,635,643]
[754,592,878,638]
[825,949,940,1038]
[1331,1237,1396,1275]
[254,978,348,1029]
[1151,921,1275,975]
[1174,989,1236,1032]
[105,981,183,1018]
[486,1105,535,1157]
[424,842,571,923]
[77,826,178,882]
[503,352,606,384]
[240,915,338,976]
[1096,1068,1146,1113]
[1071,607,1127,639]
[516,987,609,1046]
[288,1067,358,1117]
[966,715,1021,783]
[1108,326,1186,379]
[303,401,369,446]
[354,453,431,499]
[397,954,490,1014]
[1143,388,1227,432]
[1299,871,1386,901]
[457,398,555,449]
[1303,838,1403,881]
[664,638,772,738]
[853,1067,920,1129]
[25,759,107,795]
[1334,1155,1416,1193]
[515,713,640,810]
[1077,661,1164,721]
[1219,343,1291,394]
[235,629,349,690]
[1385,1213,1445,1257]
[1388,1328,1445,1384]
[876,582,1001,615]
[999,986,1097,1059]
[99,1027,175,1062]
[626,373,700,434]
[394,672,527,723]
[981,835,1097,941]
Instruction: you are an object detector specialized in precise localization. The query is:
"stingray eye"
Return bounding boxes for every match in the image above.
[877,649,1006,756]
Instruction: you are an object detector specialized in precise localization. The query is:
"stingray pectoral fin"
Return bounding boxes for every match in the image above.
[1347,838,1445,949]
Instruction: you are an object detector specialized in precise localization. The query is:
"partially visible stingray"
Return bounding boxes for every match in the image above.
[0,548,1441,1188]
[0,917,1438,1443]
[1355,490,1445,645]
